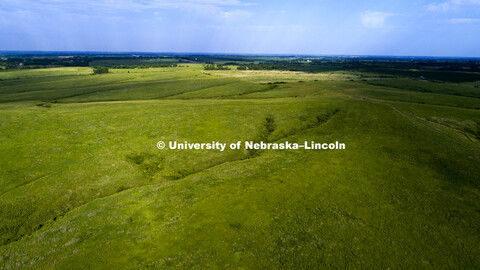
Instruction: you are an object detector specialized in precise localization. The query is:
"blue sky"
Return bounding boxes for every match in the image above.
[1,0,479,56]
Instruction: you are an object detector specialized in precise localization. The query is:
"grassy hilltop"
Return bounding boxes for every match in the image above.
[0,61,480,268]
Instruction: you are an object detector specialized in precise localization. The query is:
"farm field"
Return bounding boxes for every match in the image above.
[1,64,480,269]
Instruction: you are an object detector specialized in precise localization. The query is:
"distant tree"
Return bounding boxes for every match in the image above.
[92,66,109,74]
[204,64,216,70]
[237,66,247,70]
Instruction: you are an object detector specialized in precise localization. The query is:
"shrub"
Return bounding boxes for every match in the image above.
[92,66,109,74]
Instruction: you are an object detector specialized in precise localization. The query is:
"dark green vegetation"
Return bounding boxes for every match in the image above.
[204,64,231,70]
[92,66,109,75]
[0,56,480,269]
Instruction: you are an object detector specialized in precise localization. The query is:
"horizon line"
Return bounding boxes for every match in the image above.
[1,50,480,60]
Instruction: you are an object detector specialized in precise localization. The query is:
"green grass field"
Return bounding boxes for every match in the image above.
[1,65,480,269]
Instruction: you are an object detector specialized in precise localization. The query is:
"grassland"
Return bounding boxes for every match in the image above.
[0,64,480,269]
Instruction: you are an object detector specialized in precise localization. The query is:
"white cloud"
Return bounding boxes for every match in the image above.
[427,2,452,11]
[0,0,256,19]
[248,24,305,31]
[456,0,480,4]
[220,9,252,19]
[450,18,480,23]
[427,0,480,12]
[361,11,393,28]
